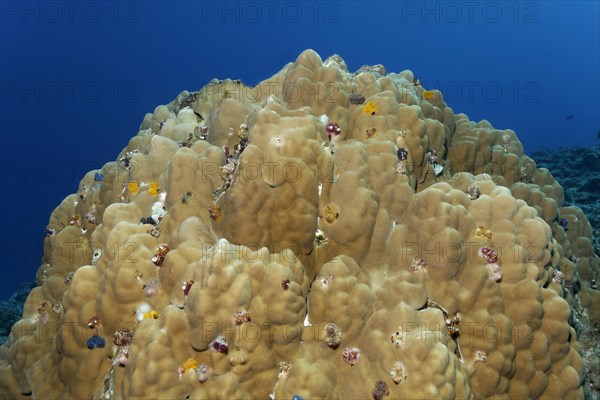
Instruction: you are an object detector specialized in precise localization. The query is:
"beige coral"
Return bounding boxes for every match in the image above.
[1,50,597,400]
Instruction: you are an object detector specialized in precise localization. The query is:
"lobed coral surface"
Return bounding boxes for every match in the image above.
[0,50,598,399]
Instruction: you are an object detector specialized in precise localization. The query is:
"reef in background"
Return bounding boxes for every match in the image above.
[532,145,600,257]
[0,50,598,399]
[0,283,34,345]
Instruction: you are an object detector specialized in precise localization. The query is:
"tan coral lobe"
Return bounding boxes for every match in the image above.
[0,50,597,400]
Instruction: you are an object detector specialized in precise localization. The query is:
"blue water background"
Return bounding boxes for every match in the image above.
[1,1,598,299]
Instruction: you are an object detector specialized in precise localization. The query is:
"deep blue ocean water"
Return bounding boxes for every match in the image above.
[0,1,598,300]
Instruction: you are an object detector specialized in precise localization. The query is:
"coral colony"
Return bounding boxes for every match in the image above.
[1,50,598,400]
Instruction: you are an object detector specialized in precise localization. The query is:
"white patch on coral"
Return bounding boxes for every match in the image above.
[390,328,408,347]
[215,238,230,249]
[396,162,407,175]
[319,114,329,126]
[315,229,325,242]
[333,170,342,183]
[486,263,502,282]
[304,314,312,327]
[135,303,152,322]
[210,238,232,259]
[271,136,284,148]
[92,249,102,265]
[151,202,167,223]
[176,107,196,123]
[389,361,407,384]
[151,201,166,215]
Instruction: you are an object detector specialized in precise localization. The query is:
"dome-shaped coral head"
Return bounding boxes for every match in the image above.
[326,122,341,141]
